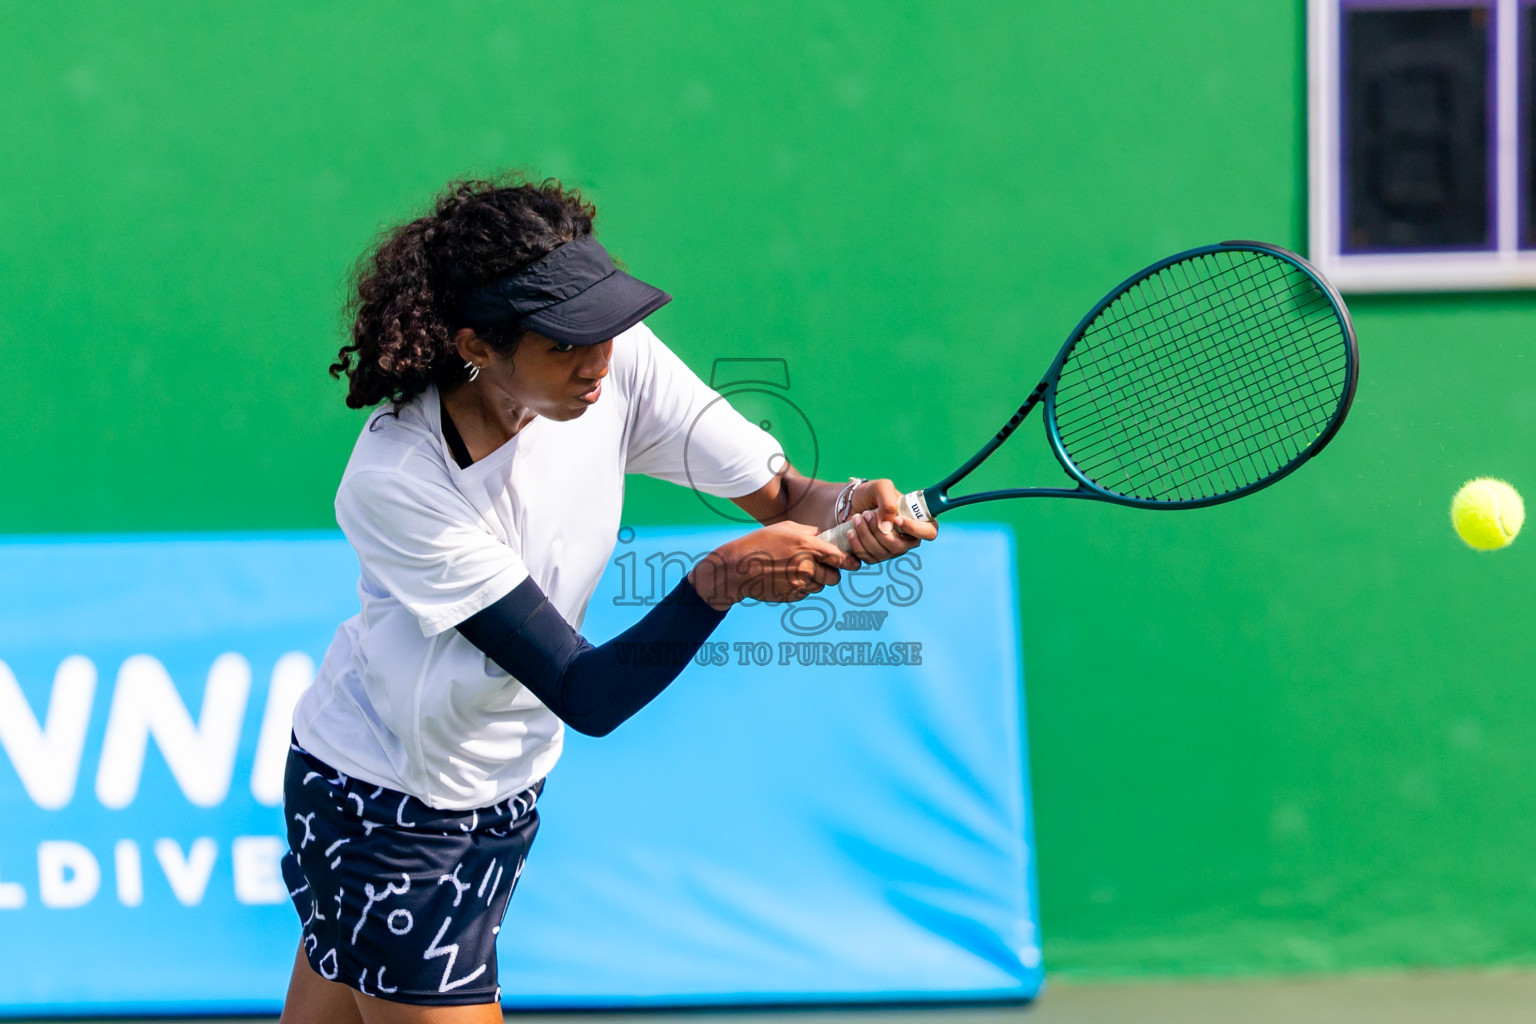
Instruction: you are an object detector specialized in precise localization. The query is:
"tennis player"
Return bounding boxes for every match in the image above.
[279,176,937,1024]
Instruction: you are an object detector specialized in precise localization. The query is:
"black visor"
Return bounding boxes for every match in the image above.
[453,236,672,346]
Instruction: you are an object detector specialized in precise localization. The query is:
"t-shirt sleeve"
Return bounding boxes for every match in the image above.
[336,467,530,637]
[622,325,783,498]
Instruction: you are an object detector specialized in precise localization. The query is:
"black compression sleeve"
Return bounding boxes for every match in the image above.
[455,573,728,737]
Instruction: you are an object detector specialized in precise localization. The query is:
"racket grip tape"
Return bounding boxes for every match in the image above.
[817,489,933,554]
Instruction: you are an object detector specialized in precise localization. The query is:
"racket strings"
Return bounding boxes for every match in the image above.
[1127,279,1349,481]
[1059,286,1336,455]
[1062,333,1339,485]
[1061,251,1304,380]
[1059,257,1326,447]
[1058,281,1326,461]
[1062,258,1286,384]
[1060,254,1328,410]
[1050,250,1350,503]
[1133,362,1343,497]
[1073,272,1345,500]
[1066,259,1346,500]
[1061,289,1340,460]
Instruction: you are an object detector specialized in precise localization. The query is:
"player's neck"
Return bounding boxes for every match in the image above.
[440,382,538,463]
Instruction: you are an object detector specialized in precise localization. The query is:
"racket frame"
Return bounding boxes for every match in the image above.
[918,240,1359,518]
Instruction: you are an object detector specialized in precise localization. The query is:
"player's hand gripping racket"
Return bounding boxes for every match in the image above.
[820,241,1359,551]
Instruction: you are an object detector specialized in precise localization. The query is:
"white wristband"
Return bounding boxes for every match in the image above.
[835,477,866,524]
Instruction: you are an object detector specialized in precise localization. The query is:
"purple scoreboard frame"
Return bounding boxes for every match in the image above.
[1308,0,1536,290]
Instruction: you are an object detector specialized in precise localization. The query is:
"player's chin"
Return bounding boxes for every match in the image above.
[544,387,602,420]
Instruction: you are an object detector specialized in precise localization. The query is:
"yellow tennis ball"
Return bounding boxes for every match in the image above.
[1451,478,1525,550]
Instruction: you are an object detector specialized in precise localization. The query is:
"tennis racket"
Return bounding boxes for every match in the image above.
[820,240,1358,551]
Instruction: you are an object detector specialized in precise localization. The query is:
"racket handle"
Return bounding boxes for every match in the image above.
[818,489,934,554]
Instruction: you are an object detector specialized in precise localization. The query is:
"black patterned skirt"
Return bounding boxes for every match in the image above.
[279,738,541,1006]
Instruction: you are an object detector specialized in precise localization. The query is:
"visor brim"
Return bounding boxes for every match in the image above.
[519,270,672,346]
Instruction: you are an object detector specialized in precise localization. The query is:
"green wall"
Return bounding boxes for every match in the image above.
[5,1,1536,978]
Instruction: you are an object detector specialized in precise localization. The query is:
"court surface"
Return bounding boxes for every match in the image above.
[19,968,1536,1024]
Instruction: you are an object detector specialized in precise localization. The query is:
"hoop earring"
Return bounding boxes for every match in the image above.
[464,361,480,383]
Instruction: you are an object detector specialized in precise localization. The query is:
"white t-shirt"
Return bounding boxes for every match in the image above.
[293,323,781,810]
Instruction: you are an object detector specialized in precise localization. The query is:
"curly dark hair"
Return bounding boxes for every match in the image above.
[329,175,597,409]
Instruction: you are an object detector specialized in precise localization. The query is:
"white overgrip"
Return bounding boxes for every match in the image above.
[817,489,932,553]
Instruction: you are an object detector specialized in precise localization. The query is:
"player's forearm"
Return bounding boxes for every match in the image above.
[456,575,726,737]
[745,467,844,530]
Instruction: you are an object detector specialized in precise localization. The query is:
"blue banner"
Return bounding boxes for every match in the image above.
[0,527,1040,1015]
